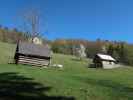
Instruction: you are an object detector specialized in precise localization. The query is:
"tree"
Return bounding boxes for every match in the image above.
[1,29,7,42]
[22,8,42,42]
[75,44,86,60]
[85,41,103,58]
[107,44,114,56]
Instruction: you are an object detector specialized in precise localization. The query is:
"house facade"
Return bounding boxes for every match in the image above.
[93,53,117,69]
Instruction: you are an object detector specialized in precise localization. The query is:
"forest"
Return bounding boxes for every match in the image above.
[0,26,133,66]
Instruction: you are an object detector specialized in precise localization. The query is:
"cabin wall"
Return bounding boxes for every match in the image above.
[93,56,103,68]
[102,61,116,69]
[17,55,50,66]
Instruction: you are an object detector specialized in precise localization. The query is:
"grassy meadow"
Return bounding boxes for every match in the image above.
[0,42,133,100]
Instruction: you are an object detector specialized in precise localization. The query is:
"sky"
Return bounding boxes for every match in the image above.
[0,0,133,43]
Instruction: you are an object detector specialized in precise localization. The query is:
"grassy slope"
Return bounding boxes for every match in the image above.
[0,42,133,100]
[0,42,16,64]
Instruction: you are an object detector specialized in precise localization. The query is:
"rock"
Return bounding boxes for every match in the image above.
[52,64,63,68]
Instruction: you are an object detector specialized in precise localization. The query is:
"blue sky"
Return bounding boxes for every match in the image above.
[0,0,133,43]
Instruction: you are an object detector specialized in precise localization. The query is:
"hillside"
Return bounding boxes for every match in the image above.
[0,42,16,64]
[0,42,133,100]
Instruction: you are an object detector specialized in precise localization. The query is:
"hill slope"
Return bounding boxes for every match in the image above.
[0,42,16,64]
[0,42,133,100]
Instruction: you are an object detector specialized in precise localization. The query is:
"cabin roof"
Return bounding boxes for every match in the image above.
[96,53,116,61]
[17,42,51,58]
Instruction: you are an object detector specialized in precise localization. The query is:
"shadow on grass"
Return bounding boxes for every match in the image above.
[71,58,81,62]
[74,76,133,100]
[88,63,96,68]
[0,72,75,100]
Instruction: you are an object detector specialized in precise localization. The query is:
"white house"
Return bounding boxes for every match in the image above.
[93,53,118,69]
[33,37,42,45]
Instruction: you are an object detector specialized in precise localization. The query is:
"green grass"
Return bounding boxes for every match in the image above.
[0,42,16,64]
[0,42,133,100]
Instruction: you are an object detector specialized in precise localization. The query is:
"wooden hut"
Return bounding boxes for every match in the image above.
[14,42,51,66]
[93,53,117,69]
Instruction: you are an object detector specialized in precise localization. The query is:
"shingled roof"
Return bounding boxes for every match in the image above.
[17,42,51,58]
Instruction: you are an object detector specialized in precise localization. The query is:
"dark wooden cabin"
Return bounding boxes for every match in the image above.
[14,42,51,66]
